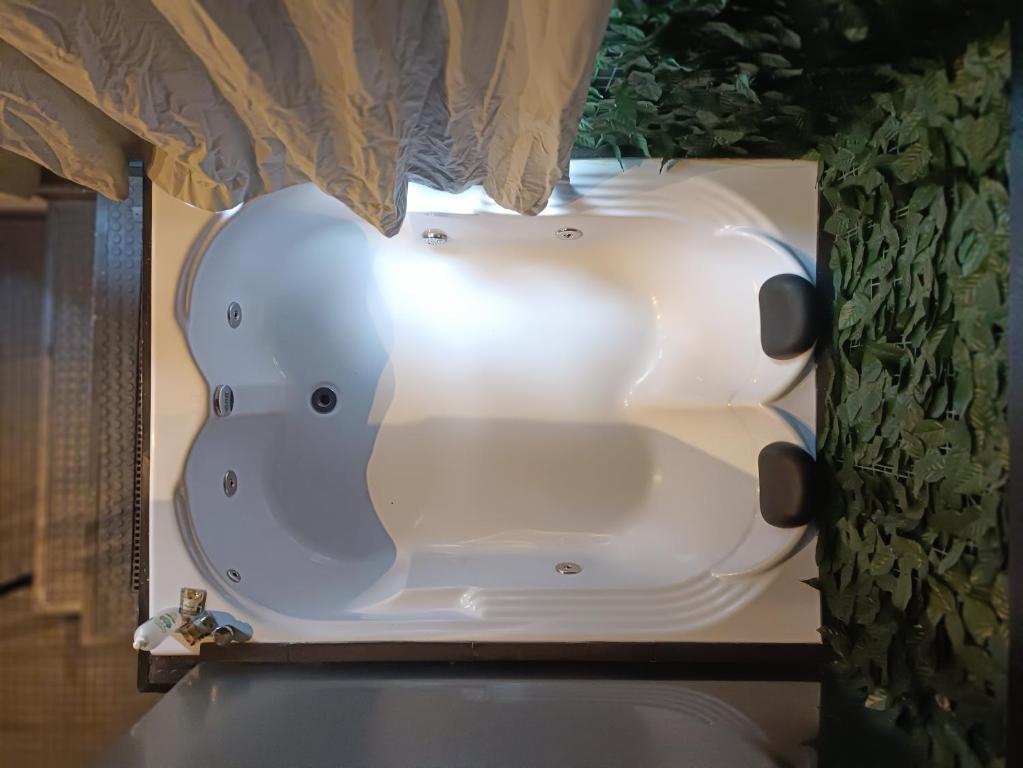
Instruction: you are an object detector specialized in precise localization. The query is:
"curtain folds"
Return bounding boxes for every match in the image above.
[0,0,610,235]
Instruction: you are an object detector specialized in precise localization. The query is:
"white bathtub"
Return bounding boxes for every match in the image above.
[150,159,821,650]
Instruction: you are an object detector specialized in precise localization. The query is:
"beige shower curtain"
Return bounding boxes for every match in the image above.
[0,0,610,235]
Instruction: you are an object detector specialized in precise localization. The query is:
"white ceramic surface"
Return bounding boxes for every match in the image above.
[150,159,822,651]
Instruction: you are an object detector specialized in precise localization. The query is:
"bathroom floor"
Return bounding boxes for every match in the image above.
[0,590,157,767]
[0,189,159,767]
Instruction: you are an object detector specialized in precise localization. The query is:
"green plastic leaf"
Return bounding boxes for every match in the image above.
[712,129,746,146]
[758,52,792,69]
[952,115,1000,174]
[843,26,868,43]
[952,367,974,417]
[893,569,913,611]
[958,233,991,276]
[961,597,996,644]
[959,309,996,353]
[906,184,941,213]
[892,537,927,573]
[969,543,1003,587]
[734,73,760,103]
[837,299,858,329]
[864,689,890,710]
[959,645,996,684]
[891,143,933,183]
[627,71,662,101]
[936,540,966,574]
[855,589,881,624]
[869,545,896,576]
[991,573,1009,621]
[989,622,1009,672]
[944,610,965,653]
[926,577,956,625]
[913,448,945,486]
[705,21,749,48]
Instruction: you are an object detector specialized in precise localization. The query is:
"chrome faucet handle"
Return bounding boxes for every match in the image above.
[211,625,253,646]
[208,610,253,645]
[211,626,235,646]
[177,609,218,645]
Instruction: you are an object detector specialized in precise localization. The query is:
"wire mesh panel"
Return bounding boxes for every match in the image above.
[82,166,145,644]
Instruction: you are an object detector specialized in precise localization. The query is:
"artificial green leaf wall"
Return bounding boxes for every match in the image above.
[581,4,1011,764]
[815,35,1009,766]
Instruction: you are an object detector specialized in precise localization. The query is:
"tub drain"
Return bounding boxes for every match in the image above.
[223,470,238,497]
[422,228,448,245]
[555,561,582,575]
[554,227,583,241]
[311,386,338,414]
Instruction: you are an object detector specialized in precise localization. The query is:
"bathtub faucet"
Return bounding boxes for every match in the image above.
[132,587,253,650]
[178,609,254,646]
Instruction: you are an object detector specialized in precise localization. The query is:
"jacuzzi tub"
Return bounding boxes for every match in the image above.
[150,159,820,649]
